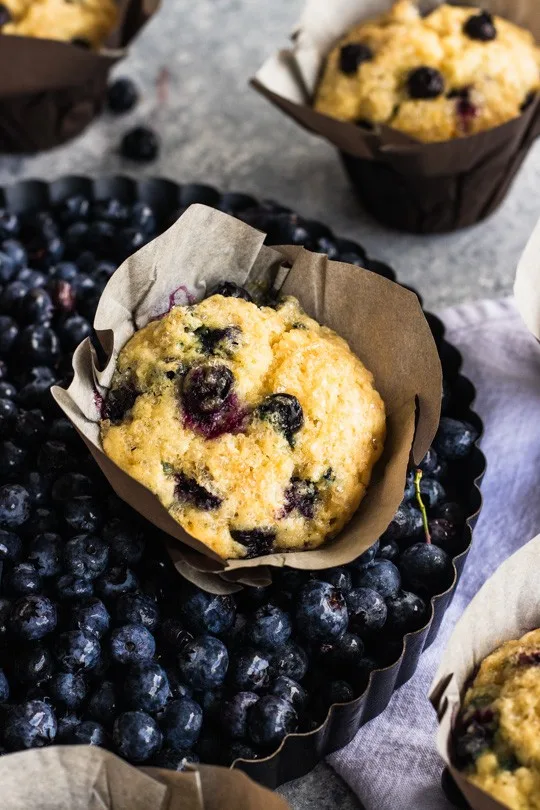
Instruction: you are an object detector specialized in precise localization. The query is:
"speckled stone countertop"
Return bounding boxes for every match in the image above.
[1,1,539,807]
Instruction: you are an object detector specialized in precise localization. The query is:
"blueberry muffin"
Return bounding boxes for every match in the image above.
[455,629,540,809]
[314,1,540,143]
[100,287,386,560]
[0,0,118,48]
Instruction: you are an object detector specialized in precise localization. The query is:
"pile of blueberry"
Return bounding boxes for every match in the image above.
[0,185,479,770]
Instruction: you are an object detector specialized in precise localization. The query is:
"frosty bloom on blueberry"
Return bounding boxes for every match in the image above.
[101,291,385,559]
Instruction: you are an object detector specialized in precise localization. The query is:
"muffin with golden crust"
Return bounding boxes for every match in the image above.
[455,628,540,810]
[100,286,386,560]
[1,0,118,48]
[314,0,540,143]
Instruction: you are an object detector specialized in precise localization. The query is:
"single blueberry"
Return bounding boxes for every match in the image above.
[87,681,118,727]
[64,497,103,534]
[320,631,365,673]
[228,648,271,692]
[463,10,496,41]
[256,393,303,445]
[407,67,445,99]
[70,719,108,747]
[419,477,446,509]
[400,543,453,594]
[0,316,18,354]
[123,662,170,712]
[339,42,373,75]
[296,581,348,642]
[174,472,222,511]
[244,603,292,650]
[48,672,87,710]
[95,566,139,600]
[18,289,54,325]
[270,676,307,712]
[14,409,47,446]
[429,518,460,554]
[113,711,162,763]
[209,281,253,302]
[319,567,353,592]
[64,534,109,580]
[271,642,308,681]
[120,127,160,163]
[355,560,401,599]
[0,441,26,477]
[5,561,42,596]
[179,588,235,636]
[221,692,260,739]
[19,470,50,505]
[177,634,229,689]
[102,382,140,425]
[436,501,466,525]
[131,203,157,236]
[57,195,90,224]
[38,441,71,475]
[0,529,21,561]
[56,575,94,601]
[346,587,387,634]
[110,623,156,665]
[4,700,57,751]
[158,617,194,654]
[58,315,92,350]
[0,381,16,399]
[115,592,159,632]
[52,472,93,501]
[381,504,423,542]
[247,695,297,749]
[16,325,60,366]
[434,417,479,460]
[56,714,81,743]
[0,483,30,528]
[230,528,276,558]
[159,697,203,749]
[53,630,101,672]
[378,539,400,562]
[9,595,57,640]
[385,590,427,635]
[103,519,146,566]
[11,645,53,684]
[182,363,234,416]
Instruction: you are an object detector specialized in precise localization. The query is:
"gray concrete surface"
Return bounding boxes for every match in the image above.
[0,0,538,806]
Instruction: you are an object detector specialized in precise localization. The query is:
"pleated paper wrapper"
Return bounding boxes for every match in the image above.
[252,0,540,233]
[52,203,442,593]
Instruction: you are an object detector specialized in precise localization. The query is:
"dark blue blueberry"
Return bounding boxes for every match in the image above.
[247,695,297,749]
[17,325,60,366]
[339,42,373,75]
[463,10,497,41]
[52,472,93,501]
[9,594,57,640]
[53,630,101,672]
[0,397,16,437]
[0,210,18,240]
[3,700,57,750]
[381,504,423,542]
[14,408,46,446]
[346,587,387,634]
[121,127,160,163]
[407,67,445,99]
[56,714,81,743]
[131,202,156,236]
[103,519,146,565]
[2,239,26,268]
[296,581,348,642]
[0,667,9,702]
[87,681,118,727]
[70,719,108,747]
[355,560,401,599]
[48,672,87,710]
[318,679,355,707]
[0,441,27,477]
[228,648,271,692]
[283,477,318,518]
[177,634,229,689]
[110,623,156,665]
[419,447,439,475]
[159,697,203,749]
[270,676,307,711]
[174,472,222,511]
[22,508,59,537]
[419,477,446,509]
[57,195,90,224]
[151,747,199,771]
[378,539,400,562]
[319,567,352,592]
[38,442,71,475]
[230,528,276,558]
[11,645,53,684]
[123,662,169,712]
[18,289,53,324]
[319,631,365,673]
[64,497,103,534]
[107,78,139,114]
[194,325,241,356]
[64,534,109,580]
[271,641,308,681]
[0,529,21,561]
[0,316,19,354]
[5,561,42,595]
[58,315,92,350]
[399,542,453,594]
[96,565,138,601]
[436,501,466,525]
[182,363,234,416]
[18,381,54,413]
[256,393,303,445]
[209,281,253,302]
[434,417,479,460]
[180,588,235,636]
[158,618,193,653]
[0,251,16,283]
[19,470,50,505]
[164,668,192,700]
[70,273,96,300]
[429,518,460,554]
[0,280,26,313]
[56,575,94,601]
[385,590,427,635]
[115,227,148,261]
[244,603,292,650]
[70,596,110,639]
[93,260,117,286]
[48,419,80,447]
[113,711,163,763]
[102,382,140,425]
[403,471,416,502]
[50,261,79,282]
[221,692,259,739]
[115,592,159,632]
[0,381,17,399]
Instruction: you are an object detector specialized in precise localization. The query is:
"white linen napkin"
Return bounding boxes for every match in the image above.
[329,297,540,810]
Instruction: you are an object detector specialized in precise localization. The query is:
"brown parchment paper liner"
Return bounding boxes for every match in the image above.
[52,203,441,593]
[0,0,159,153]
[251,0,540,234]
[0,745,290,810]
[429,534,540,810]
[514,216,540,341]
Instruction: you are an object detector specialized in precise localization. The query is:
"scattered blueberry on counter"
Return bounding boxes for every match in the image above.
[0,189,479,769]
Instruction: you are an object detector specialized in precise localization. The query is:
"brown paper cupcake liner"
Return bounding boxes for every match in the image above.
[0,0,159,153]
[252,0,540,234]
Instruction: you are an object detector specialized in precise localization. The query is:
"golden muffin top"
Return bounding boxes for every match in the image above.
[100,287,386,560]
[314,0,540,143]
[1,0,118,48]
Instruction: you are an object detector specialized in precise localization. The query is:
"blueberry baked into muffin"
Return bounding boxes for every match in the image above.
[0,0,118,48]
[455,629,540,809]
[314,0,540,143]
[100,285,386,560]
